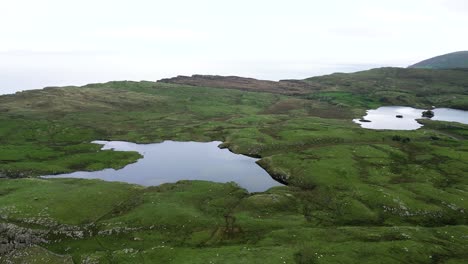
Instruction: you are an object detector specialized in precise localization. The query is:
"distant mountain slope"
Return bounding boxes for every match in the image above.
[409,51,468,69]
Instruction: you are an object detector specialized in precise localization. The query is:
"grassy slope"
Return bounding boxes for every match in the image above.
[1,246,72,264]
[408,51,468,70]
[305,67,468,110]
[0,69,467,263]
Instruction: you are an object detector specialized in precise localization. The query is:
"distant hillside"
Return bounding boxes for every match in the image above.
[158,75,317,95]
[409,51,468,69]
[304,67,468,110]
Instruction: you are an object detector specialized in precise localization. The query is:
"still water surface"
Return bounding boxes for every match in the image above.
[354,106,468,130]
[45,140,283,192]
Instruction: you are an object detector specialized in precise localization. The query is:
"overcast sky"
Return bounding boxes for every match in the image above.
[1,0,467,94]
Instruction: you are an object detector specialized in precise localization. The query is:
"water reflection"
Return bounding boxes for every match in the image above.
[45,140,283,192]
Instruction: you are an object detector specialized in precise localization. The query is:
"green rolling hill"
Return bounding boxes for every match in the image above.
[409,51,468,69]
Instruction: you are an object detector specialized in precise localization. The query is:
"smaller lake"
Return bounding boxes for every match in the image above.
[354,106,468,130]
[44,141,283,192]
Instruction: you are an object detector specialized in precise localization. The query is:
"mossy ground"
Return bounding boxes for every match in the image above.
[0,68,467,263]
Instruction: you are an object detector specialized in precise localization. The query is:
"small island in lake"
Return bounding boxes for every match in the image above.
[422,110,435,118]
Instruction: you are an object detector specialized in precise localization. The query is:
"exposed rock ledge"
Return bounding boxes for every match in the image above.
[158,75,319,95]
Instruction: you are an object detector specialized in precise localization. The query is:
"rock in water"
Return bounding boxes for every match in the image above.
[422,110,434,118]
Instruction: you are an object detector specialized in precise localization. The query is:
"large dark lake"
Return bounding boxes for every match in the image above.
[45,140,283,192]
[354,107,468,130]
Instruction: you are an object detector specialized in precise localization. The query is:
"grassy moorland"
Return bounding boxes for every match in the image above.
[304,67,468,110]
[0,68,467,263]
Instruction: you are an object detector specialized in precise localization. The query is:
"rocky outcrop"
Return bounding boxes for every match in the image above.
[0,220,143,256]
[158,75,319,95]
[255,159,289,186]
[0,223,47,255]
[422,110,435,118]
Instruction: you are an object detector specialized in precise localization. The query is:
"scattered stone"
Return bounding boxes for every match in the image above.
[396,115,403,118]
[359,119,371,122]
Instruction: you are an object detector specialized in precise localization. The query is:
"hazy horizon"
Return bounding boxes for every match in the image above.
[1,62,397,95]
[1,0,467,94]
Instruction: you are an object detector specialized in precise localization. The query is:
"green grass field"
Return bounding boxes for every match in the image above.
[0,68,467,263]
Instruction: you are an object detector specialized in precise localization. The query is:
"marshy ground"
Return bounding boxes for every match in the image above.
[0,68,467,263]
